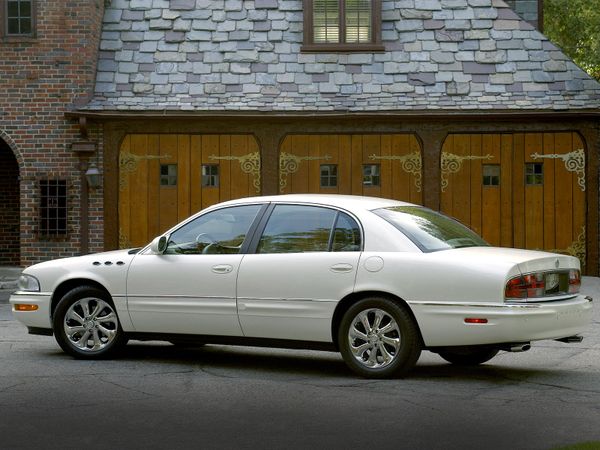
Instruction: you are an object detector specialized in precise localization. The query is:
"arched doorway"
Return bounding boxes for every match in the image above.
[0,138,20,265]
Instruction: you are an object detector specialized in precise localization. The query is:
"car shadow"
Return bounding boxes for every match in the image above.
[69,342,555,383]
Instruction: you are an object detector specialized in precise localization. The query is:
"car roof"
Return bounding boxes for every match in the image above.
[214,194,416,212]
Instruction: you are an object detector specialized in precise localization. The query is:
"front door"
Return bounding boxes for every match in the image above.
[126,204,264,335]
[237,204,362,342]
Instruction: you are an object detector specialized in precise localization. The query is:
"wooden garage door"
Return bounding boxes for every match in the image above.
[279,134,422,204]
[441,132,585,264]
[119,134,260,248]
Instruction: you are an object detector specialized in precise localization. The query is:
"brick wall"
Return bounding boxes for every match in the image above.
[0,143,20,265]
[0,0,105,266]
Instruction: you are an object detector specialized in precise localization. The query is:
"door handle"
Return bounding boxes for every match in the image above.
[330,263,353,273]
[211,264,233,274]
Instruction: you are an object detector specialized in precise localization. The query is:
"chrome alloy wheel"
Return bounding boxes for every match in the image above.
[348,308,401,369]
[63,297,118,352]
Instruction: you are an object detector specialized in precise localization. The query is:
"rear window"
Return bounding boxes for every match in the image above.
[373,206,488,253]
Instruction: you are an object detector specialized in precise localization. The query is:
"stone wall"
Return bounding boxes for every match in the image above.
[0,0,105,265]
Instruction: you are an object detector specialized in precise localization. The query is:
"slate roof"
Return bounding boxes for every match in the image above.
[83,0,600,112]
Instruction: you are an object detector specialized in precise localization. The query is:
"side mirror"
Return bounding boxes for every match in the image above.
[149,235,168,254]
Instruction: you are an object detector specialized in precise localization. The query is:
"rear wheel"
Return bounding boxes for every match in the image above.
[52,286,126,359]
[437,347,499,366]
[338,297,422,379]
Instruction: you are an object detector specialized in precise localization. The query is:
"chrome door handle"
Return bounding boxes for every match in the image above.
[330,263,353,273]
[211,264,233,274]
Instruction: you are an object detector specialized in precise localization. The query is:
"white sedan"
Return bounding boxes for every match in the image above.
[10,195,593,378]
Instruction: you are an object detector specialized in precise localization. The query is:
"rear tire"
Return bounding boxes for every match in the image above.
[338,297,422,379]
[53,286,126,359]
[437,347,499,366]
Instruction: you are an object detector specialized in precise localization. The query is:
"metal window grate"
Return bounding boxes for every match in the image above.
[201,164,219,187]
[6,0,32,35]
[39,180,67,236]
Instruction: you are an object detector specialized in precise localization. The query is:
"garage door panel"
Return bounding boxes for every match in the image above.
[441,132,586,268]
[280,134,423,205]
[470,134,483,237]
[130,135,149,247]
[542,133,556,250]
[500,134,513,248]
[120,133,260,248]
[512,133,526,249]
[177,135,191,222]
[554,132,574,250]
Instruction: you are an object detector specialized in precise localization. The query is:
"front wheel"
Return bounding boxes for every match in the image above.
[52,286,126,359]
[437,347,499,366]
[338,297,422,379]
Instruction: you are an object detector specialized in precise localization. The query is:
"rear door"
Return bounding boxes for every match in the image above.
[236,204,362,342]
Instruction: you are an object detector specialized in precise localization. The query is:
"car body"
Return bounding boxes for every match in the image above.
[10,194,593,378]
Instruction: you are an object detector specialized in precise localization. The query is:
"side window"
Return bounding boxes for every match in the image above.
[165,204,262,255]
[258,205,337,253]
[332,212,361,251]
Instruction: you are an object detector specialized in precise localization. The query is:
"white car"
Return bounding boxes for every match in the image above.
[10,194,593,378]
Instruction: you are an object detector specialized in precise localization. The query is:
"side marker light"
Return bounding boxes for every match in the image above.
[14,304,39,312]
[464,318,488,324]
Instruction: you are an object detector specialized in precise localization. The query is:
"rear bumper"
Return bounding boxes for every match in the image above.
[410,295,593,347]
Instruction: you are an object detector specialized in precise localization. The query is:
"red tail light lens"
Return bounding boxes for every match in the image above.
[505,274,545,299]
[505,270,581,300]
[569,269,581,294]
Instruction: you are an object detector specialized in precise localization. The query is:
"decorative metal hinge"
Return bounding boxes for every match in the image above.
[441,152,493,192]
[530,149,585,192]
[279,152,331,193]
[369,152,422,192]
[119,151,171,190]
[209,151,261,194]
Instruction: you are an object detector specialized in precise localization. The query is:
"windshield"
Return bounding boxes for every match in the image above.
[374,206,489,253]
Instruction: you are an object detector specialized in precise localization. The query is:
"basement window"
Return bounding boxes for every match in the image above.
[39,180,67,236]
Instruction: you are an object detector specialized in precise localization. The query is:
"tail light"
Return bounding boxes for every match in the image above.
[505,269,581,300]
[569,269,581,294]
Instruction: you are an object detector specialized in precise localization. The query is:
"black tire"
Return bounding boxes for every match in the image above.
[437,347,499,366]
[338,297,422,379]
[52,286,126,359]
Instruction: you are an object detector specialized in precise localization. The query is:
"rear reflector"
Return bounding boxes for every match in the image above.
[14,304,38,312]
[464,318,488,324]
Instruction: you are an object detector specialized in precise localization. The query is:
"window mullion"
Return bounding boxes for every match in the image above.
[339,0,346,44]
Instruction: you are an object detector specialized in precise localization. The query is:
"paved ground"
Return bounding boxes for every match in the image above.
[0,280,599,450]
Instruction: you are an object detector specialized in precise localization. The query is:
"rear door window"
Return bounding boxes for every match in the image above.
[256,205,362,254]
